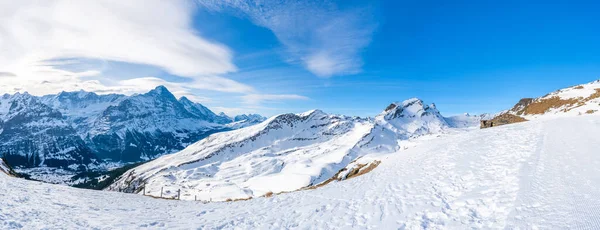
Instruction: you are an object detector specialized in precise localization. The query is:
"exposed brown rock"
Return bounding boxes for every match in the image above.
[510,98,534,115]
[306,160,382,189]
[344,161,381,180]
[586,110,597,114]
[263,192,274,198]
[481,113,528,129]
[574,85,584,89]
[588,89,600,100]
[522,96,579,115]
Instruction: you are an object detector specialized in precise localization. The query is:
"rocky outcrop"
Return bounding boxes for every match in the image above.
[480,114,528,128]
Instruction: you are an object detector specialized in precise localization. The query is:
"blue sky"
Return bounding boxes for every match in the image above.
[1,1,600,117]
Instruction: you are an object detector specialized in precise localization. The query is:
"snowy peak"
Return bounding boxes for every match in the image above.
[147,85,172,97]
[376,98,448,138]
[380,98,442,121]
[233,113,267,123]
[179,96,233,124]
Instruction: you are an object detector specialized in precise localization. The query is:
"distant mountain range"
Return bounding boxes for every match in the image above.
[0,86,265,183]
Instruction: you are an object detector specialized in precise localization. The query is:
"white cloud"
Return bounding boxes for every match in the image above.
[241,94,309,105]
[197,0,377,77]
[0,0,252,98]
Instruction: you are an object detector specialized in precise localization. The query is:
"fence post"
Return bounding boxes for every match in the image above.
[177,189,181,200]
[195,195,197,201]
[160,187,163,198]
[143,186,146,196]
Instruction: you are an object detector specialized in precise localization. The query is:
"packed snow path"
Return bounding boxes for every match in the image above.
[1,116,600,229]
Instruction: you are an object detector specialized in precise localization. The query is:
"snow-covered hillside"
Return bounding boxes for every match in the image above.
[2,115,600,229]
[501,79,600,121]
[109,98,453,201]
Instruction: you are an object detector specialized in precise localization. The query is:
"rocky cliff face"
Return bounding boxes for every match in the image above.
[0,158,17,176]
[0,93,98,169]
[85,86,229,162]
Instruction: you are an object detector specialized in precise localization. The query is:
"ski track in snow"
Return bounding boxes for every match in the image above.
[1,116,600,229]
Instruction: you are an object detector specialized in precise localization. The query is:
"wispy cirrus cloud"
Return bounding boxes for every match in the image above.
[0,0,248,97]
[241,94,309,105]
[197,0,377,77]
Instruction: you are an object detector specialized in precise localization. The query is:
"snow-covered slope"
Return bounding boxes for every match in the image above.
[109,98,451,201]
[2,115,600,229]
[109,109,375,200]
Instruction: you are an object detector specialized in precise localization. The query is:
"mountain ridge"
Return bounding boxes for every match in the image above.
[108,98,479,201]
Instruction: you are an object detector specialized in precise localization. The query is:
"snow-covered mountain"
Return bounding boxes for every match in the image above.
[83,86,228,162]
[4,112,600,229]
[0,93,98,169]
[179,96,233,124]
[482,79,600,128]
[109,98,454,201]
[0,86,265,183]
